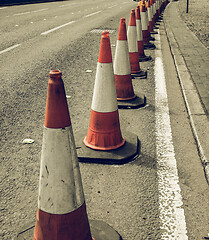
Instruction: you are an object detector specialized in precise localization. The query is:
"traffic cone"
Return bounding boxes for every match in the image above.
[136,5,152,62]
[83,31,125,151]
[140,0,156,49]
[127,9,147,78]
[33,70,92,240]
[147,0,156,41]
[114,17,146,109]
[31,70,122,240]
[75,31,140,164]
[150,0,158,34]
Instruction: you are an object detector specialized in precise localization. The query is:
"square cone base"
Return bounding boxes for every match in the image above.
[15,220,123,240]
[139,55,152,62]
[144,43,156,50]
[117,92,146,109]
[75,130,140,165]
[90,220,122,240]
[131,70,147,79]
[150,31,158,34]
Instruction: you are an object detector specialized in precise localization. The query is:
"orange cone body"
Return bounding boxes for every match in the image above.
[136,6,146,58]
[127,9,142,74]
[114,18,136,101]
[33,70,92,240]
[84,31,125,150]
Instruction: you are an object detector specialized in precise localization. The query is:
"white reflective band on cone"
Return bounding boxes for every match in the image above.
[148,8,152,22]
[136,19,143,41]
[91,62,118,113]
[38,126,85,214]
[127,26,138,52]
[140,12,148,30]
[114,40,131,75]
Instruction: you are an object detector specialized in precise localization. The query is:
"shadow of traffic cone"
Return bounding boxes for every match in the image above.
[127,9,147,78]
[75,31,140,164]
[140,0,156,49]
[31,70,122,240]
[114,17,146,109]
[136,6,152,62]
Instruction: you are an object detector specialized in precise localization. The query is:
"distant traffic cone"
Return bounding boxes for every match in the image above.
[76,31,140,164]
[147,0,156,41]
[114,17,146,109]
[147,0,153,33]
[136,6,152,62]
[33,70,92,240]
[32,70,123,240]
[140,0,156,49]
[150,0,158,34]
[127,9,147,78]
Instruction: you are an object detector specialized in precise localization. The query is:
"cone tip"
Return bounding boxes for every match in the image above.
[49,70,62,78]
[121,17,125,23]
[102,31,109,39]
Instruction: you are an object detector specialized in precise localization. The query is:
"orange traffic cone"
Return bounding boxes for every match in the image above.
[76,31,140,164]
[31,70,122,240]
[33,70,92,240]
[114,17,146,109]
[140,0,156,49]
[136,5,152,62]
[84,31,125,151]
[127,9,147,78]
[150,0,158,34]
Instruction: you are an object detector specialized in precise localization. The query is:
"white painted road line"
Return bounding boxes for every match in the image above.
[83,10,102,18]
[0,44,21,55]
[13,8,48,16]
[108,5,117,8]
[155,30,188,239]
[41,20,75,35]
[14,11,31,16]
[31,8,48,13]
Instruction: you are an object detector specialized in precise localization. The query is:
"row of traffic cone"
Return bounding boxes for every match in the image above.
[29,0,168,239]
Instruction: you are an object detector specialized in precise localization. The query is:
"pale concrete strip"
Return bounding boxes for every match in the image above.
[41,20,75,35]
[155,31,188,239]
[0,44,21,55]
[164,6,209,183]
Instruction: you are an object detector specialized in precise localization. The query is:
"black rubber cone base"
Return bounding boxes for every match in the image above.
[150,31,158,34]
[90,220,122,240]
[144,43,156,50]
[117,92,146,109]
[15,222,34,239]
[15,220,123,240]
[149,36,155,41]
[75,130,140,165]
[131,70,147,79]
[139,55,152,62]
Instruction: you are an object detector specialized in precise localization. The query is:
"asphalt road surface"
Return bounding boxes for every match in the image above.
[0,0,209,239]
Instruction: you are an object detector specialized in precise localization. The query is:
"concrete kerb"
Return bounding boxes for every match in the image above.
[163,2,209,184]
